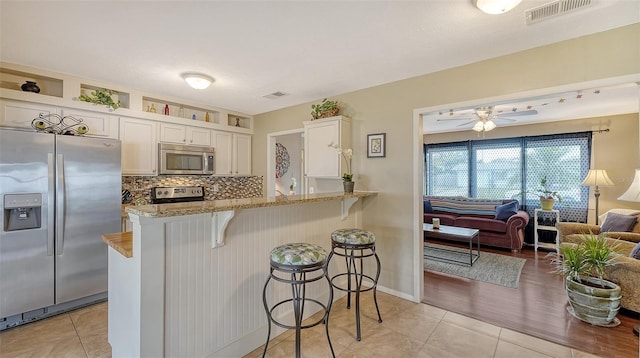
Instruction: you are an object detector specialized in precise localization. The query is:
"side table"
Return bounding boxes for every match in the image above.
[534,209,560,252]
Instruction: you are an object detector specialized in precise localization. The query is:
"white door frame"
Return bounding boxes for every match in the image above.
[266,128,304,197]
[411,74,640,302]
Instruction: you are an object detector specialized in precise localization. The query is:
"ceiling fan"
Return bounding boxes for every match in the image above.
[437,106,539,132]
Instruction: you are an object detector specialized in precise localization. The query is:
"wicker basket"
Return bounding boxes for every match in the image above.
[313,108,339,120]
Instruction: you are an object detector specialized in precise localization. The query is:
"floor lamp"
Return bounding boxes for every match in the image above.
[581,169,614,225]
[617,169,640,336]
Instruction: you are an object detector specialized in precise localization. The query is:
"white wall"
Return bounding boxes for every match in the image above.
[274,133,303,195]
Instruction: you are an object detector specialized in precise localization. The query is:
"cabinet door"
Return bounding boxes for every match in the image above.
[0,100,57,130]
[233,133,251,176]
[213,131,233,175]
[60,108,117,138]
[159,123,186,144]
[187,127,212,147]
[120,117,158,175]
[305,120,340,178]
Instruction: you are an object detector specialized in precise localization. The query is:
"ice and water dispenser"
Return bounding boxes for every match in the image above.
[3,194,42,231]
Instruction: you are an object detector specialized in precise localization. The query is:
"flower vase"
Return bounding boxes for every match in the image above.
[343,181,354,194]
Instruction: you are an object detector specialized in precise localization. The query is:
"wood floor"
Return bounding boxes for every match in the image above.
[422,241,639,358]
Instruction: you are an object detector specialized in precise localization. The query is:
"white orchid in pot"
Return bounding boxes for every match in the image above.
[329,143,354,193]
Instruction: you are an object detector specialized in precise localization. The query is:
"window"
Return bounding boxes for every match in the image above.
[425,132,591,223]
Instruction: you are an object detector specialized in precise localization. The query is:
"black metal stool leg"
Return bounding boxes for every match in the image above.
[323,263,336,357]
[373,251,382,323]
[354,248,363,341]
[261,271,273,358]
[344,246,352,309]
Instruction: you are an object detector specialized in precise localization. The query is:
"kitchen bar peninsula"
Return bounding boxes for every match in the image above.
[108,191,376,357]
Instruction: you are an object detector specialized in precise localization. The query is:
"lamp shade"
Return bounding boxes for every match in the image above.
[581,169,614,187]
[618,169,640,202]
[183,73,214,89]
[483,120,496,131]
[473,0,522,14]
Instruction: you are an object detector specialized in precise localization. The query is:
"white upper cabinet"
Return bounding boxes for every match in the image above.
[212,131,251,176]
[119,117,158,176]
[0,99,58,130]
[159,123,212,147]
[0,100,117,139]
[60,107,118,138]
[233,133,251,176]
[304,116,351,179]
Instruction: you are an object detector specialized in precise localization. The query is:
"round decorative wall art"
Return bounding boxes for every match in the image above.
[275,143,290,178]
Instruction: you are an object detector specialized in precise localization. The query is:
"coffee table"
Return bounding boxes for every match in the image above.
[423,223,480,266]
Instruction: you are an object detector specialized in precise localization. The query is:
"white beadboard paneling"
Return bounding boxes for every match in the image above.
[162,200,358,357]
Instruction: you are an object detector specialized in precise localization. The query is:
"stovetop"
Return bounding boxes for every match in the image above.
[150,186,205,204]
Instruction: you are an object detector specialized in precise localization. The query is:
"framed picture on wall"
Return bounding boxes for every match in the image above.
[367,133,386,158]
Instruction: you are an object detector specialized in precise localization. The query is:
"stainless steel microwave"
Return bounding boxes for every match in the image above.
[158,143,215,175]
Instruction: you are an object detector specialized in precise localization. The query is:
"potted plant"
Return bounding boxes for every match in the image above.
[549,232,622,326]
[311,98,339,120]
[528,176,563,210]
[329,143,354,193]
[78,88,121,110]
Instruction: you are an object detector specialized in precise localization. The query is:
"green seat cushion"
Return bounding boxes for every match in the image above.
[331,229,376,245]
[270,243,328,266]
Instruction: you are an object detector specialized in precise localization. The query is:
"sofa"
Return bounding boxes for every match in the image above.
[557,209,640,313]
[423,197,530,252]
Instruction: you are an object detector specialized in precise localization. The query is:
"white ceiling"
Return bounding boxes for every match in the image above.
[1,1,639,129]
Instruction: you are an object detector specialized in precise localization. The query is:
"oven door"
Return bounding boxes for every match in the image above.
[159,144,214,175]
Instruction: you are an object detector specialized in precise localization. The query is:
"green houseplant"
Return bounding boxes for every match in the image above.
[529,176,563,210]
[311,98,339,120]
[549,231,622,326]
[78,88,121,110]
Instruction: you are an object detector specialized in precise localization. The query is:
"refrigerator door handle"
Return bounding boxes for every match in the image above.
[56,154,65,255]
[47,153,55,256]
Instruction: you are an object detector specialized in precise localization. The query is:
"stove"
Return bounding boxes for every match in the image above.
[150,186,205,204]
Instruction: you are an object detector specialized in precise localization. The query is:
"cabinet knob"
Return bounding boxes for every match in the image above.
[182,139,186,142]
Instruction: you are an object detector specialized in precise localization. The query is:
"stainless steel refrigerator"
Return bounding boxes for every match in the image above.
[0,128,121,324]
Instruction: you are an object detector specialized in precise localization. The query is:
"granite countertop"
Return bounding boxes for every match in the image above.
[125,191,377,218]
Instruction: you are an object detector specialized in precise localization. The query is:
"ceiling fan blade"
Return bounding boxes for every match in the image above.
[436,117,475,121]
[456,120,478,127]
[495,118,517,122]
[495,109,538,117]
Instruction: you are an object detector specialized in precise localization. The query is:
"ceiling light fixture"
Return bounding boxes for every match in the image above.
[473,0,522,14]
[472,119,496,132]
[182,73,214,90]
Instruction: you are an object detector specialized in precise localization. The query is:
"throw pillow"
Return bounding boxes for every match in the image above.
[495,201,518,221]
[424,199,433,214]
[600,212,638,232]
[631,242,640,260]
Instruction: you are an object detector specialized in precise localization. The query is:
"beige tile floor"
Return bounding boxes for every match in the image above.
[0,292,601,358]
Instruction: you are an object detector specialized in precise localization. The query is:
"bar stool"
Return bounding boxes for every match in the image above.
[262,243,335,358]
[327,228,382,341]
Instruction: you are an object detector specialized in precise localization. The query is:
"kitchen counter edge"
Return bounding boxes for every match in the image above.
[125,191,377,218]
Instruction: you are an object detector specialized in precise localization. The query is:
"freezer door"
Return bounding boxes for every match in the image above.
[0,129,55,318]
[55,135,121,304]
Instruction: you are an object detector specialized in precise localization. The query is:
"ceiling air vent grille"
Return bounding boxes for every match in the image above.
[263,91,288,99]
[526,0,594,25]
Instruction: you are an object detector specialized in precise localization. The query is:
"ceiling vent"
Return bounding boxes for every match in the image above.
[526,0,594,25]
[263,91,288,99]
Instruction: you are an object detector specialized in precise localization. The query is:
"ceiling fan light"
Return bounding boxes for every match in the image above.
[183,73,214,89]
[484,120,497,131]
[473,0,522,14]
[472,121,485,132]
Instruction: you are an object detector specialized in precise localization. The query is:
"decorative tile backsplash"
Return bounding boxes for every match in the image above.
[122,176,263,203]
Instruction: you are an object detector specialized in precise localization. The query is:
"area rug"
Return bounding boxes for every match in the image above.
[424,243,526,288]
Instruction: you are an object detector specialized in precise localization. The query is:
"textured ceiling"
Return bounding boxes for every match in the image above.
[1,1,639,128]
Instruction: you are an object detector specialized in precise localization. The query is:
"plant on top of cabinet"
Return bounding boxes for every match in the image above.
[78,88,121,110]
[311,98,339,120]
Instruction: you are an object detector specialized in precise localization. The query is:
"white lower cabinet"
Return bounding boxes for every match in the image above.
[119,117,158,175]
[213,131,251,175]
